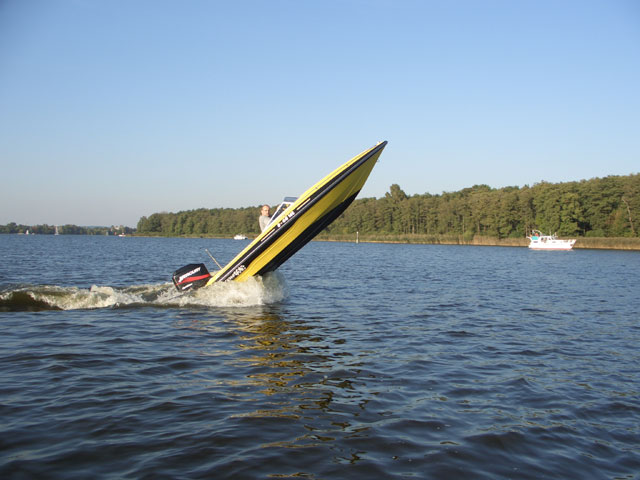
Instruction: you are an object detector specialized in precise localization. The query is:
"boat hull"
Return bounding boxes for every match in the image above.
[206,141,387,283]
[528,243,575,250]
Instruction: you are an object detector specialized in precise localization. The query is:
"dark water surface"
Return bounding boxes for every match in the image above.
[1,235,639,479]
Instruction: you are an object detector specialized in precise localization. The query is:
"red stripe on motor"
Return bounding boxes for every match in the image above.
[178,274,211,285]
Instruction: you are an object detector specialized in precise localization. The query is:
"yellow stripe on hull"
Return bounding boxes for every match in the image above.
[206,141,387,284]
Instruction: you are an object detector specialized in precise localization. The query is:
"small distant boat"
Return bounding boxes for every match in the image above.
[527,230,576,250]
[233,234,248,240]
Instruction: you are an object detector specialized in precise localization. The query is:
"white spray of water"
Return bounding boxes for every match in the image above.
[1,272,288,311]
[167,272,288,308]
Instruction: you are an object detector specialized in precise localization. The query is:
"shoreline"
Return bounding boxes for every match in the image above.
[125,232,640,251]
[315,234,640,251]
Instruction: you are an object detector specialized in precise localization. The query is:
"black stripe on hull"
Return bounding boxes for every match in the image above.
[256,190,360,276]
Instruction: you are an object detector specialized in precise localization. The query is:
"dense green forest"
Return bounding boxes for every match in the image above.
[0,223,134,235]
[136,174,639,239]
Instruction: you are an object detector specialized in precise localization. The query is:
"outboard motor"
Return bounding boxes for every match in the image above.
[172,263,211,292]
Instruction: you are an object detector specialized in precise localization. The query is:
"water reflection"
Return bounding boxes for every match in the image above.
[190,305,378,454]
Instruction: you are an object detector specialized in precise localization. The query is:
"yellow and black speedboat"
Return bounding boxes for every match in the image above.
[172,141,387,291]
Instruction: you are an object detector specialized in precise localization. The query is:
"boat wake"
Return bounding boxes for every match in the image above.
[0,272,288,312]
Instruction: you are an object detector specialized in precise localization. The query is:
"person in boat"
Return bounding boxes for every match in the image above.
[259,204,271,231]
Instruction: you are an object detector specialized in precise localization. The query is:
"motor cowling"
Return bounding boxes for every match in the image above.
[172,263,211,292]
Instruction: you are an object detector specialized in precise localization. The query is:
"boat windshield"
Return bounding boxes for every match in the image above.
[268,197,298,226]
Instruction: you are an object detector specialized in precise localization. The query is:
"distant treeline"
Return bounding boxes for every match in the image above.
[0,223,135,235]
[136,173,639,239]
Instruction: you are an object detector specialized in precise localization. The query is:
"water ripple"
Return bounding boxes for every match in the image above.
[1,238,639,478]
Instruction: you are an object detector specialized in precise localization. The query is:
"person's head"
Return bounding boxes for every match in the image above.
[261,205,270,216]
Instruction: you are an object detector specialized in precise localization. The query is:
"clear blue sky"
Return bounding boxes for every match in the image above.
[1,0,638,227]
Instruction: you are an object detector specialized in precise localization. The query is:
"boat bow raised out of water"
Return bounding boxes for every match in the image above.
[172,141,387,291]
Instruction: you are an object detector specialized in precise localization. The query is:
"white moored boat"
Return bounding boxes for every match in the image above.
[527,230,576,250]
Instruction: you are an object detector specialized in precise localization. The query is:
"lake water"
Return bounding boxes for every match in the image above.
[1,235,639,479]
